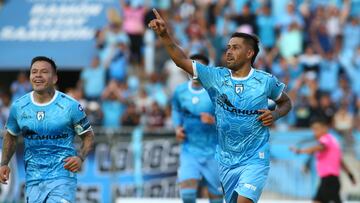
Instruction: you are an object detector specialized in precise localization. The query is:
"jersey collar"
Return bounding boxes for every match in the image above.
[230,68,254,81]
[188,81,205,94]
[31,90,59,106]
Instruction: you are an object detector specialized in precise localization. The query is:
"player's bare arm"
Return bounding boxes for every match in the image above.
[0,132,18,184]
[341,159,356,185]
[258,92,292,126]
[200,113,215,124]
[175,126,186,142]
[290,144,325,154]
[64,131,94,172]
[148,9,193,75]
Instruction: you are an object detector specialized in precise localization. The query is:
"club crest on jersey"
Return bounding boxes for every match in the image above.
[36,111,45,121]
[235,84,244,94]
[192,96,199,104]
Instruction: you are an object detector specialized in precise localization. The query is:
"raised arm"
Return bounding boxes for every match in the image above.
[148,9,193,75]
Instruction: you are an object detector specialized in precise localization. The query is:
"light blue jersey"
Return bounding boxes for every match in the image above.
[193,61,285,167]
[6,91,92,185]
[193,61,285,202]
[172,81,223,198]
[172,81,217,157]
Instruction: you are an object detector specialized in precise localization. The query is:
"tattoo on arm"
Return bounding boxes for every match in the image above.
[1,132,18,166]
[161,36,192,74]
[78,131,94,161]
[274,92,292,119]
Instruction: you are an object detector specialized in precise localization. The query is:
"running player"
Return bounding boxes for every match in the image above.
[290,117,356,203]
[149,9,292,203]
[172,54,223,203]
[0,56,94,203]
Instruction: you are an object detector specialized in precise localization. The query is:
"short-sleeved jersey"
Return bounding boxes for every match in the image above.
[6,91,92,184]
[193,61,285,167]
[172,81,217,157]
[316,133,341,177]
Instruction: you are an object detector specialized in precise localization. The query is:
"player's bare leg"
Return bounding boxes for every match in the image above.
[179,179,198,203]
[237,195,253,203]
[208,192,223,203]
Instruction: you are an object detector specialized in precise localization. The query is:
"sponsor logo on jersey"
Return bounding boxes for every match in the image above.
[244,183,257,191]
[217,94,260,116]
[192,96,199,104]
[78,104,84,112]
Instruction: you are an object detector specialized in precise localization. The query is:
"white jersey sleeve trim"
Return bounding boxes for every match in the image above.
[192,60,198,79]
[274,91,283,101]
[77,127,93,136]
[6,129,20,137]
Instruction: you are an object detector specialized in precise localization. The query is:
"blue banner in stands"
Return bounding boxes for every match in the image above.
[0,0,119,70]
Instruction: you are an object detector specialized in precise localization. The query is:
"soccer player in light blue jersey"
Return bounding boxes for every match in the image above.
[0,56,94,203]
[172,54,223,203]
[149,9,292,203]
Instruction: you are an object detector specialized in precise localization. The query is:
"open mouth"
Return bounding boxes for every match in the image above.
[33,80,45,85]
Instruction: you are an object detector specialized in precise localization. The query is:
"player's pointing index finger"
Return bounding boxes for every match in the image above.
[152,8,162,20]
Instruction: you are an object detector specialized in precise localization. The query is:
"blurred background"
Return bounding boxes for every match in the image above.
[0,0,359,202]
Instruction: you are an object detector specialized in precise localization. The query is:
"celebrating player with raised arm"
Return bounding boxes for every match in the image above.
[172,54,223,203]
[0,56,94,203]
[149,9,292,203]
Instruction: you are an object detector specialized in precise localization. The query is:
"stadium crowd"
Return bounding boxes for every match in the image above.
[0,0,360,142]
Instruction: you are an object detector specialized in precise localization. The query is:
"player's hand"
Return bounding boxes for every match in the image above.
[64,156,83,173]
[257,109,277,126]
[0,165,11,184]
[175,127,186,142]
[348,173,356,185]
[148,9,168,37]
[289,146,300,154]
[200,113,215,124]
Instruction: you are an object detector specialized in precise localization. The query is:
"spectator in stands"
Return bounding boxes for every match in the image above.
[290,117,356,203]
[339,46,360,95]
[230,3,257,34]
[334,98,354,150]
[278,22,303,59]
[318,50,340,92]
[298,45,322,74]
[121,0,146,67]
[145,101,165,129]
[0,92,10,129]
[101,80,127,128]
[79,56,106,101]
[10,72,32,102]
[256,4,276,50]
[276,1,304,33]
[121,102,140,127]
[145,73,168,108]
[134,87,153,115]
[311,92,337,126]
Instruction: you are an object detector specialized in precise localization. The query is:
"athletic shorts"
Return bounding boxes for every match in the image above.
[314,175,341,203]
[26,177,77,203]
[218,163,270,203]
[178,151,223,195]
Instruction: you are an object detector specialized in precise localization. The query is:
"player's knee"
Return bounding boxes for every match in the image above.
[180,188,197,203]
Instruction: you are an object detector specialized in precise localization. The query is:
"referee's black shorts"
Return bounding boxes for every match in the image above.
[313,175,341,203]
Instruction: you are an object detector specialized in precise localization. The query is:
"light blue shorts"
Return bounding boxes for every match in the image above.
[26,177,77,203]
[178,151,222,195]
[218,163,270,203]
